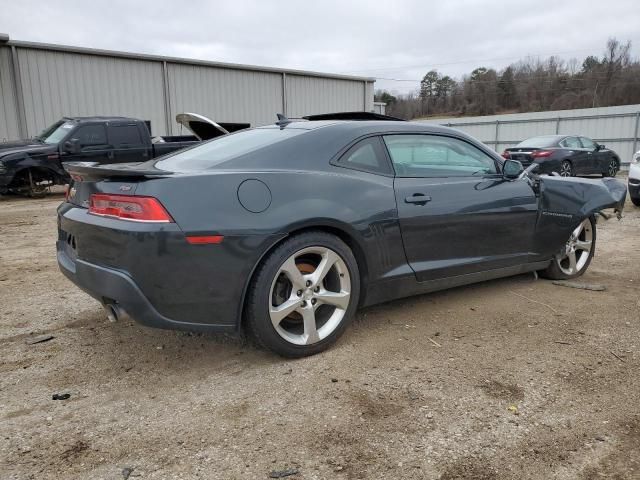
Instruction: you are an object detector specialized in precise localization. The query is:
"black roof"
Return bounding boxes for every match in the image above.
[63,116,139,123]
[302,112,405,122]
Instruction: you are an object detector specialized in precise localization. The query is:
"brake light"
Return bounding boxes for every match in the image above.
[89,194,173,223]
[501,150,510,159]
[532,150,553,158]
[64,184,70,201]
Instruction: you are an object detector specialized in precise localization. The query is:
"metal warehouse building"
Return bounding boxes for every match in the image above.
[0,34,375,141]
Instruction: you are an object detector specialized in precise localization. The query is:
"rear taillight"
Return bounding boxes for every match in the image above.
[64,184,70,201]
[501,150,510,159]
[532,150,553,158]
[89,194,173,223]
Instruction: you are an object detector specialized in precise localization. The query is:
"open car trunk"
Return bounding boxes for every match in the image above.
[175,113,250,141]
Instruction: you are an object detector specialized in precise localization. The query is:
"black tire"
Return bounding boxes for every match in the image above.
[631,196,640,207]
[9,169,49,198]
[539,216,596,280]
[244,231,360,358]
[603,158,619,177]
[559,160,573,177]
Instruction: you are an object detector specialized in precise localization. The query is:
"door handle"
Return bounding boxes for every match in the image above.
[405,193,432,205]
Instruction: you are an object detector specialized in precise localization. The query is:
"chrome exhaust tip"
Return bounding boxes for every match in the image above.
[103,303,126,322]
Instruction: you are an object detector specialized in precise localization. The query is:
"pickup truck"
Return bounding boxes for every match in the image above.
[0,113,246,196]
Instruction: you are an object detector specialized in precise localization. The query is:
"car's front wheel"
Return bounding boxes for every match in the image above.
[539,216,596,280]
[245,231,360,357]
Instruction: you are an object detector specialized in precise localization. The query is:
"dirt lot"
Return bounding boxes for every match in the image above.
[1,185,639,480]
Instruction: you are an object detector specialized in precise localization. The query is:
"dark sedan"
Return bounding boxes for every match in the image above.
[57,116,626,357]
[502,135,621,177]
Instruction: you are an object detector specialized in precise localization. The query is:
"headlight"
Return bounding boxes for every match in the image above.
[0,159,6,174]
[633,152,640,164]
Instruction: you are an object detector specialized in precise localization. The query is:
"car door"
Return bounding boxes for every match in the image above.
[559,136,588,174]
[107,123,150,163]
[580,137,609,173]
[384,134,539,282]
[578,136,599,173]
[60,124,112,164]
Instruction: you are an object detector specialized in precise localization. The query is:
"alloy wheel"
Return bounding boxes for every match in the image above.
[560,161,572,177]
[554,218,593,276]
[269,246,351,346]
[607,159,618,177]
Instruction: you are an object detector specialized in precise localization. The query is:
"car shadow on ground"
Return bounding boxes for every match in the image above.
[61,271,540,377]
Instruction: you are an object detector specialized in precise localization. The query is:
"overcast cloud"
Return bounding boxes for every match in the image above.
[1,0,639,94]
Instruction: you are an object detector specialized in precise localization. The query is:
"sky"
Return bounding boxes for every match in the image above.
[1,0,639,95]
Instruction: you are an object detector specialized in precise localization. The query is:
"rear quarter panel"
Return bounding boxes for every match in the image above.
[134,166,407,302]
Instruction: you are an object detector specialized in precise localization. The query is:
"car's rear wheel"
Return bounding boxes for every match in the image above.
[539,216,596,280]
[603,159,619,177]
[559,160,573,177]
[245,231,360,357]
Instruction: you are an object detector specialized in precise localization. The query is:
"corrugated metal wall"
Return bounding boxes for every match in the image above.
[16,48,167,135]
[0,46,20,141]
[167,64,283,134]
[429,104,640,164]
[0,40,375,140]
[285,75,367,118]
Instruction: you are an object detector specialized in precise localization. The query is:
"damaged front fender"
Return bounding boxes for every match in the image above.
[531,176,626,260]
[539,176,626,218]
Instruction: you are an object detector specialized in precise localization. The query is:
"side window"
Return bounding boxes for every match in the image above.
[580,137,596,150]
[108,124,143,147]
[71,125,107,147]
[383,134,498,177]
[337,137,392,175]
[561,137,581,149]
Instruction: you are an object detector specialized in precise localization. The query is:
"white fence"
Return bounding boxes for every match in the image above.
[426,104,640,165]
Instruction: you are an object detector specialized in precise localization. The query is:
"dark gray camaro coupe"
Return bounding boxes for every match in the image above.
[57,114,626,357]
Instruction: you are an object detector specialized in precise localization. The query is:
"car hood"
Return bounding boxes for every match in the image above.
[0,140,56,158]
[175,113,229,141]
[539,175,626,217]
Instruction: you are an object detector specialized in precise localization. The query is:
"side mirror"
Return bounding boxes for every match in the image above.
[63,139,80,154]
[503,159,524,179]
[596,144,605,151]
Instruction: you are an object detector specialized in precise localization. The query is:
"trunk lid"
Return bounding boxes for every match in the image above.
[64,161,171,208]
[504,147,551,166]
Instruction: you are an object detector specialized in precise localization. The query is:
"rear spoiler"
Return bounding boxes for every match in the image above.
[63,162,172,180]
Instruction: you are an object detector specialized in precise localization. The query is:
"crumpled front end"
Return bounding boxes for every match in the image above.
[530,176,626,261]
[539,176,626,218]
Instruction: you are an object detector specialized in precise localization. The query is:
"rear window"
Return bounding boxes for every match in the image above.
[109,124,143,146]
[155,128,305,171]
[516,136,560,148]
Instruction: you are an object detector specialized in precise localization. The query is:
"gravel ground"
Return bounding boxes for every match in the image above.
[1,185,639,480]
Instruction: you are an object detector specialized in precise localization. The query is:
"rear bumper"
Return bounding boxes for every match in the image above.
[57,244,235,333]
[56,203,285,334]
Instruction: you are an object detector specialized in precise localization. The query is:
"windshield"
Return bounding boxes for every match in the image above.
[155,128,305,172]
[37,121,74,144]
[516,136,560,148]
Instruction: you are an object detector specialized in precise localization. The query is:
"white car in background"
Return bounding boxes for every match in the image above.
[630,150,640,206]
